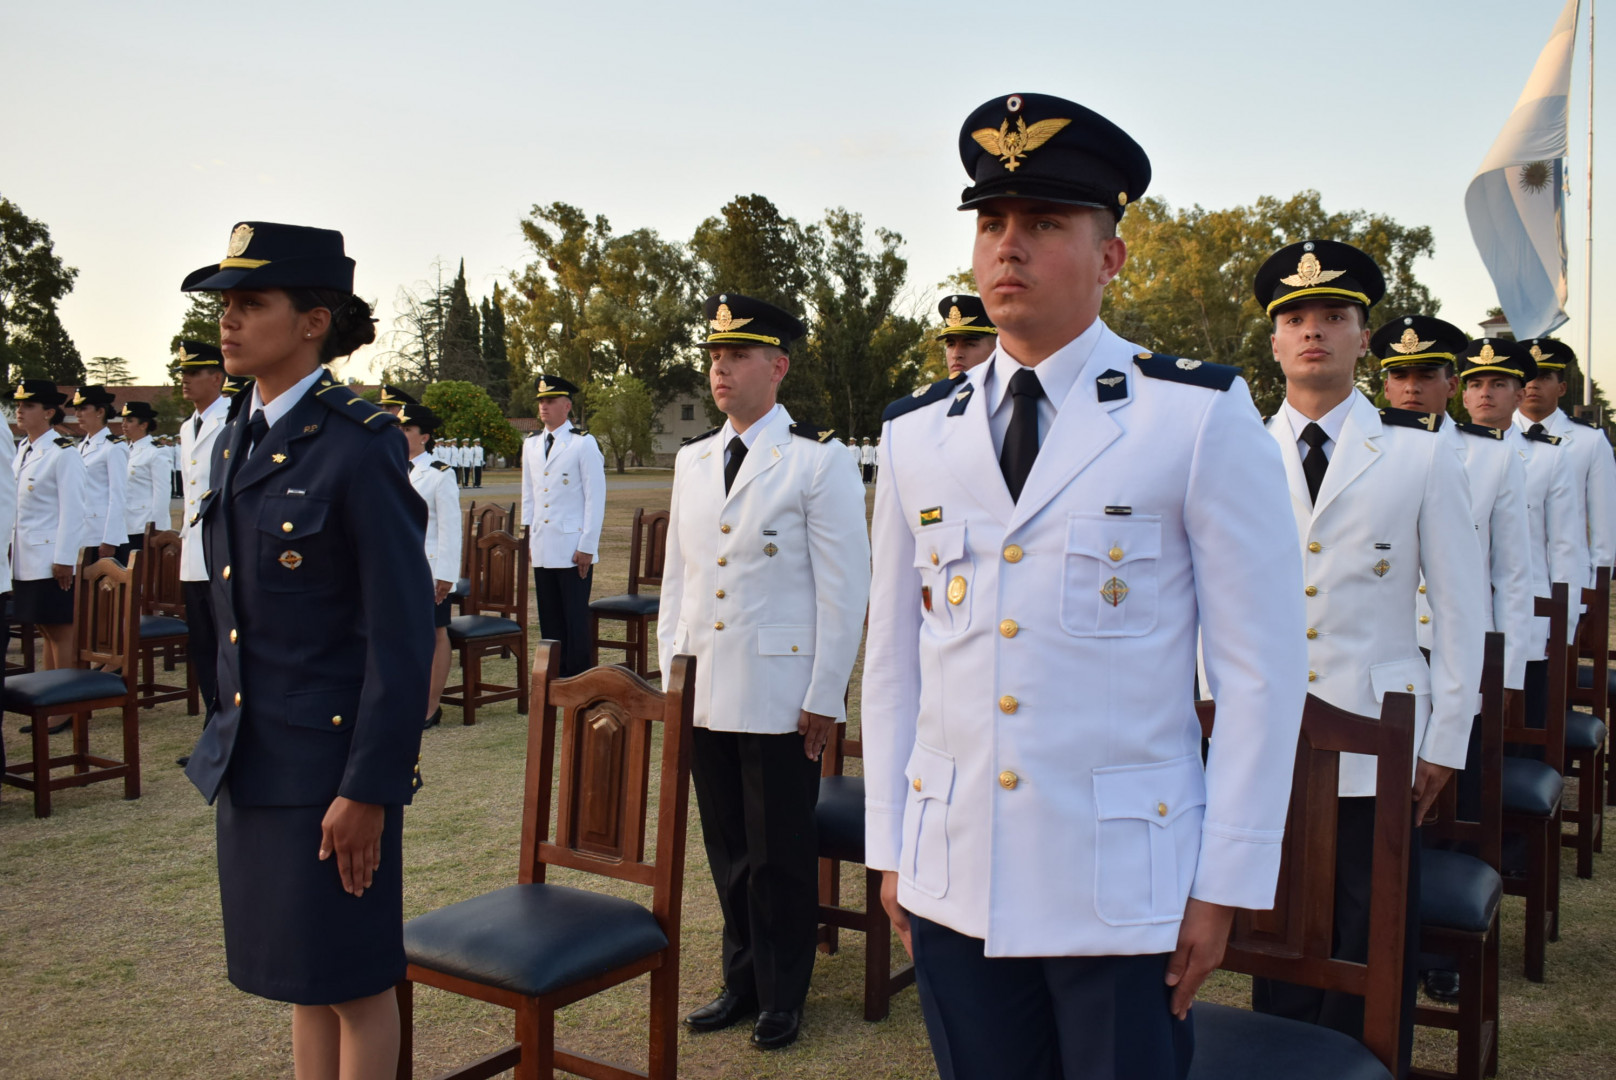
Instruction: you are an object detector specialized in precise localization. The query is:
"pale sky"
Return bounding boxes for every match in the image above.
[3,0,1609,389]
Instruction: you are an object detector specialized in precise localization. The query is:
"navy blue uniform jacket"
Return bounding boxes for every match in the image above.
[185,373,434,807]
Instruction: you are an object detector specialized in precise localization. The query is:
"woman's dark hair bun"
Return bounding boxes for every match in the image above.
[287,288,378,362]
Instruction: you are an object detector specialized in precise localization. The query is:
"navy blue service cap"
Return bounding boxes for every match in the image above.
[1254,240,1385,318]
[1519,336,1576,374]
[379,385,418,407]
[14,379,66,406]
[958,93,1150,216]
[120,401,158,423]
[534,374,581,399]
[182,221,355,293]
[71,385,116,408]
[398,403,442,433]
[174,340,224,369]
[1371,315,1467,370]
[936,295,998,340]
[698,294,808,350]
[1459,338,1537,384]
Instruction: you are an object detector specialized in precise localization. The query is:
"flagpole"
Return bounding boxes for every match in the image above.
[1585,0,1596,407]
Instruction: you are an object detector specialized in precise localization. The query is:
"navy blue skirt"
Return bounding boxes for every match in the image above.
[216,785,405,1005]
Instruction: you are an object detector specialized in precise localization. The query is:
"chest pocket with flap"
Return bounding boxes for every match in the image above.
[1061,514,1162,637]
[256,494,336,592]
[911,522,971,638]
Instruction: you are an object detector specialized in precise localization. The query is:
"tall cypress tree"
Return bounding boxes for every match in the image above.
[480,286,510,409]
[440,259,486,385]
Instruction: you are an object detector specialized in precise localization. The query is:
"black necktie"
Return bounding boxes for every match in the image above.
[1300,422,1330,504]
[999,368,1044,502]
[1528,422,1546,438]
[246,411,270,457]
[193,415,202,438]
[724,436,747,495]
[544,432,555,459]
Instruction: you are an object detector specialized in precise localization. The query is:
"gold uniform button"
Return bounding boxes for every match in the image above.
[715,589,726,599]
[1308,541,1322,553]
[222,565,231,579]
[234,692,242,707]
[331,716,342,727]
[999,695,1018,714]
[930,552,939,566]
[281,522,294,533]
[714,621,725,631]
[720,523,731,534]
[1157,802,1169,817]
[1109,547,1124,562]
[1003,544,1024,563]
[791,645,799,652]
[999,770,1019,790]
[1406,683,1416,692]
[229,630,238,644]
[1304,585,1317,597]
[1308,670,1317,682]
[913,777,923,792]
[1306,628,1318,640]
[1000,619,1019,638]
[1418,585,1427,595]
[1419,615,1430,624]
[947,576,967,605]
[717,556,727,566]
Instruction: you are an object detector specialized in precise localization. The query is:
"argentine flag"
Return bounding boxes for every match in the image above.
[1465,0,1579,339]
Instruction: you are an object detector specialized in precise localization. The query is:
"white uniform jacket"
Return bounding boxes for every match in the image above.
[863,326,1308,958]
[1515,426,1587,655]
[1416,424,1533,690]
[411,455,462,584]
[0,433,15,592]
[78,428,129,549]
[520,420,606,569]
[471,444,485,467]
[1532,409,1616,581]
[12,434,86,580]
[1270,393,1486,796]
[657,406,870,734]
[123,435,171,536]
[179,395,229,581]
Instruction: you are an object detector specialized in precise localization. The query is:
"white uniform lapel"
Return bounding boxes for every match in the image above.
[724,408,791,504]
[936,374,1014,526]
[1267,414,1315,521]
[1006,347,1122,532]
[1310,393,1383,520]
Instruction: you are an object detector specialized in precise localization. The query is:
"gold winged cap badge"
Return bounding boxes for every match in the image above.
[971,115,1073,173]
[1529,343,1553,364]
[1392,327,1436,354]
[226,223,254,258]
[1477,343,1500,363]
[176,345,199,363]
[1280,251,1346,288]
[945,305,977,328]
[710,304,753,333]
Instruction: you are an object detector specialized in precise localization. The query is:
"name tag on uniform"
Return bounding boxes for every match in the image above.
[1104,506,1132,516]
[286,488,306,496]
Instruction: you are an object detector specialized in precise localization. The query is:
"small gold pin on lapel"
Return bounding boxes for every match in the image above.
[272,453,287,464]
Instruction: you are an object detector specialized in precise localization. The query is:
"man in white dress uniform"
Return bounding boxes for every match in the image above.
[177,341,230,746]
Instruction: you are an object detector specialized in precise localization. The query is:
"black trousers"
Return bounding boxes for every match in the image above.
[183,580,220,718]
[473,465,482,487]
[533,565,593,677]
[689,727,821,1012]
[1252,796,1421,1079]
[912,917,1191,1080]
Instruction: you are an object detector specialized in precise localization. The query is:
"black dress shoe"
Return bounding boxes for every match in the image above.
[175,756,190,767]
[684,988,756,1032]
[19,717,73,735]
[751,1009,802,1050]
[1423,970,1461,1002]
[422,707,442,730]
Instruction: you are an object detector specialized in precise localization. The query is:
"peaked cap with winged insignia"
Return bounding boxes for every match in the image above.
[174,339,224,370]
[1458,337,1538,384]
[379,385,418,408]
[1517,336,1576,375]
[181,221,355,293]
[120,401,158,424]
[1254,239,1385,318]
[1370,315,1467,370]
[697,293,807,350]
[533,373,581,400]
[935,294,997,340]
[958,93,1150,216]
[398,403,442,434]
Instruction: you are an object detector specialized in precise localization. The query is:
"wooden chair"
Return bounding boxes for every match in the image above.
[1412,632,1505,1080]
[1,555,142,818]
[1501,585,1570,982]
[815,723,917,1022]
[456,501,515,616]
[442,528,530,726]
[134,525,198,714]
[588,508,668,679]
[397,643,696,1080]
[1564,567,1609,877]
[1186,689,1416,1080]
[6,595,38,674]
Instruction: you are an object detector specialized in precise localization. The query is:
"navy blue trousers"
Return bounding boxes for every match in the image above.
[912,917,1193,1080]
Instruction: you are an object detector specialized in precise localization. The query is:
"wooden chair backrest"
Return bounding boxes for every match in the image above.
[522,642,696,934]
[1197,690,1415,1073]
[76,554,140,691]
[460,502,515,581]
[1423,631,1503,869]
[1513,583,1569,771]
[1572,566,1610,722]
[626,508,671,594]
[466,528,528,623]
[140,526,187,619]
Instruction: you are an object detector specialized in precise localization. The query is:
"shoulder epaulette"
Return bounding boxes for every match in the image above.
[790,422,836,443]
[1522,428,1563,445]
[314,378,398,429]
[53,436,74,449]
[1456,421,1506,440]
[1379,406,1445,433]
[883,373,969,422]
[682,426,721,447]
[106,435,125,444]
[573,426,589,437]
[431,459,452,471]
[1132,351,1239,391]
[1568,414,1601,429]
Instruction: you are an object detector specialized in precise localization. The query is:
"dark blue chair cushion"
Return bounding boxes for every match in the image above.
[1419,849,1501,933]
[447,615,521,642]
[1574,665,1616,697]
[449,578,470,599]
[1501,758,1563,817]
[1187,1003,1392,1080]
[403,883,667,997]
[3,668,128,709]
[139,614,189,639]
[1564,710,1608,751]
[589,593,661,617]
[817,774,865,864]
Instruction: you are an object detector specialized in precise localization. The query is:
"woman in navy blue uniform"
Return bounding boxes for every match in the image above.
[180,221,434,1079]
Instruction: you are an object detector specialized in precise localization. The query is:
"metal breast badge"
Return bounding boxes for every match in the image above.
[1101,577,1129,607]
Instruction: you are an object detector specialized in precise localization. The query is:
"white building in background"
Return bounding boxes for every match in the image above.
[651,393,711,467]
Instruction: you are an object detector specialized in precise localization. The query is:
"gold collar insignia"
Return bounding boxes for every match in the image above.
[226,224,254,258]
[970,115,1072,173]
[1420,414,1438,431]
[710,304,753,333]
[1391,327,1436,354]
[1280,252,1347,289]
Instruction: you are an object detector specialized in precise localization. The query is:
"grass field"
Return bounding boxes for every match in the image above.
[2,467,1613,1078]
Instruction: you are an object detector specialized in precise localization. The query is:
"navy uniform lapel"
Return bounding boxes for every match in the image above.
[230,383,327,496]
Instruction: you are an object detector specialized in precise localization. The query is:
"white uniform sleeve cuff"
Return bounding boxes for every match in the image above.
[1188,824,1285,910]
[863,804,903,873]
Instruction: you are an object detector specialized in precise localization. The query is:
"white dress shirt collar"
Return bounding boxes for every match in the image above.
[250,367,326,431]
[721,403,784,452]
[983,317,1104,417]
[1280,392,1355,456]
[192,393,229,425]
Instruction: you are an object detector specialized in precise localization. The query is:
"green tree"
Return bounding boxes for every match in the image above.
[504,203,605,414]
[419,380,522,461]
[587,228,700,408]
[440,259,486,385]
[585,374,658,473]
[689,194,816,314]
[1104,190,1439,416]
[1,196,80,385]
[170,292,224,354]
[86,355,135,384]
[480,286,510,409]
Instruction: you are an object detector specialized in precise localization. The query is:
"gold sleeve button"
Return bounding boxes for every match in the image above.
[1406,683,1415,692]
